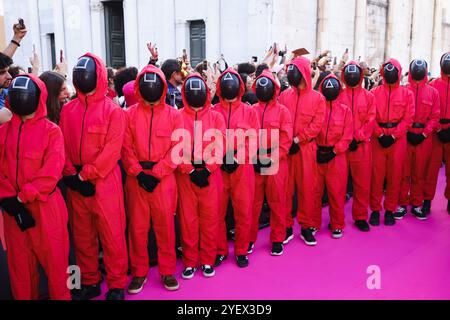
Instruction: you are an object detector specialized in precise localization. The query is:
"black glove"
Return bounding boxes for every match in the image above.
[63,174,96,197]
[317,150,336,164]
[0,197,36,232]
[221,154,239,174]
[378,135,395,148]
[349,139,358,152]
[407,132,426,146]
[437,129,450,144]
[253,155,272,174]
[137,172,160,193]
[190,168,211,188]
[288,141,300,155]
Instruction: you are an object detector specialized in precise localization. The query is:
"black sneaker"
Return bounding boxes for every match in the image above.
[214,254,227,267]
[105,288,125,300]
[283,227,294,244]
[354,220,370,232]
[369,211,380,226]
[71,281,102,301]
[331,229,343,239]
[236,255,249,268]
[384,211,396,226]
[447,200,450,215]
[412,207,427,220]
[181,267,197,280]
[247,242,254,254]
[394,206,407,220]
[309,227,318,235]
[422,200,431,215]
[201,265,215,277]
[300,228,317,246]
[270,242,284,256]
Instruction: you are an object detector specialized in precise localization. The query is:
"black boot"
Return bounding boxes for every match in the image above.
[71,281,102,301]
[384,211,396,226]
[422,200,431,215]
[369,211,380,226]
[106,289,125,300]
[354,220,370,232]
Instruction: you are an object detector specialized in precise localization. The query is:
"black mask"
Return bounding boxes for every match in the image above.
[73,56,97,94]
[287,64,302,87]
[220,72,240,100]
[184,77,207,108]
[321,77,341,101]
[255,76,275,102]
[410,59,427,82]
[8,76,41,116]
[441,53,450,75]
[383,63,399,85]
[344,64,361,87]
[139,72,164,103]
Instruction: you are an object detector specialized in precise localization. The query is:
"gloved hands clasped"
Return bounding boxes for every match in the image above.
[407,132,426,146]
[437,128,450,144]
[190,168,211,188]
[0,197,36,232]
[221,153,239,174]
[317,149,336,164]
[63,174,96,197]
[137,172,161,193]
[378,135,396,148]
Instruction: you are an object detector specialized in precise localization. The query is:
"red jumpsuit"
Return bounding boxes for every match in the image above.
[312,74,353,230]
[279,57,326,230]
[340,60,376,221]
[370,59,415,212]
[424,72,450,201]
[213,68,260,257]
[59,53,128,290]
[176,74,226,268]
[400,72,440,207]
[249,70,293,244]
[0,75,70,300]
[122,65,183,277]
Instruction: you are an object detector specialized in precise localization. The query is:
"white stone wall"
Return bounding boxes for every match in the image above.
[3,0,450,78]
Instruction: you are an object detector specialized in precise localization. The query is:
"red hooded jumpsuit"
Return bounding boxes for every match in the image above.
[59,53,128,290]
[400,71,440,207]
[176,74,226,268]
[249,70,293,245]
[213,68,260,257]
[370,59,415,213]
[424,71,450,201]
[313,74,353,230]
[0,74,70,300]
[122,65,183,277]
[340,60,376,221]
[279,57,326,230]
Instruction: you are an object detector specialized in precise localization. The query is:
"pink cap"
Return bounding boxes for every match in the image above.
[123,80,138,107]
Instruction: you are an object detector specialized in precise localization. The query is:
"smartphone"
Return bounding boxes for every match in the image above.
[18,18,25,29]
[60,50,64,63]
[28,67,32,73]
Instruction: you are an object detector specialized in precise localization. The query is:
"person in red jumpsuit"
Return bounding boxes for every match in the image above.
[279,57,326,246]
[0,74,70,300]
[369,59,414,226]
[213,68,260,268]
[176,73,225,279]
[312,74,353,239]
[121,65,183,293]
[423,52,450,215]
[59,53,128,300]
[248,70,292,256]
[396,59,439,220]
[340,60,376,232]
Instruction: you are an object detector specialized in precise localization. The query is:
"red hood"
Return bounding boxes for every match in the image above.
[252,69,280,104]
[381,58,403,87]
[10,73,48,124]
[215,67,245,104]
[341,60,364,87]
[181,73,211,114]
[318,73,343,96]
[407,60,429,87]
[134,64,168,107]
[287,57,312,91]
[75,53,108,103]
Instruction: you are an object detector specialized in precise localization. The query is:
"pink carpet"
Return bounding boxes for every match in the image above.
[101,167,450,300]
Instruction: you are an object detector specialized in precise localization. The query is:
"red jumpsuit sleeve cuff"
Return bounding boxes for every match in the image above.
[18,183,43,204]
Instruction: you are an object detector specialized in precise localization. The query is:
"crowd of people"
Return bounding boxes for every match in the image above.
[0,20,449,301]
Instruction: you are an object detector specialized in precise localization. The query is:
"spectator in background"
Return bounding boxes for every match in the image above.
[360,61,375,90]
[255,63,269,78]
[106,67,118,102]
[0,53,13,124]
[8,65,26,79]
[122,80,137,108]
[240,73,258,105]
[113,66,138,108]
[39,71,70,124]
[161,59,184,109]
[237,62,256,79]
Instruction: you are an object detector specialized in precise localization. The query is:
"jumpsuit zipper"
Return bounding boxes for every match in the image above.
[15,121,24,189]
[79,96,88,164]
[325,102,333,145]
[148,106,155,159]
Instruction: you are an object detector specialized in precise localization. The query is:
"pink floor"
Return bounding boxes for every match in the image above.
[102,168,450,300]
